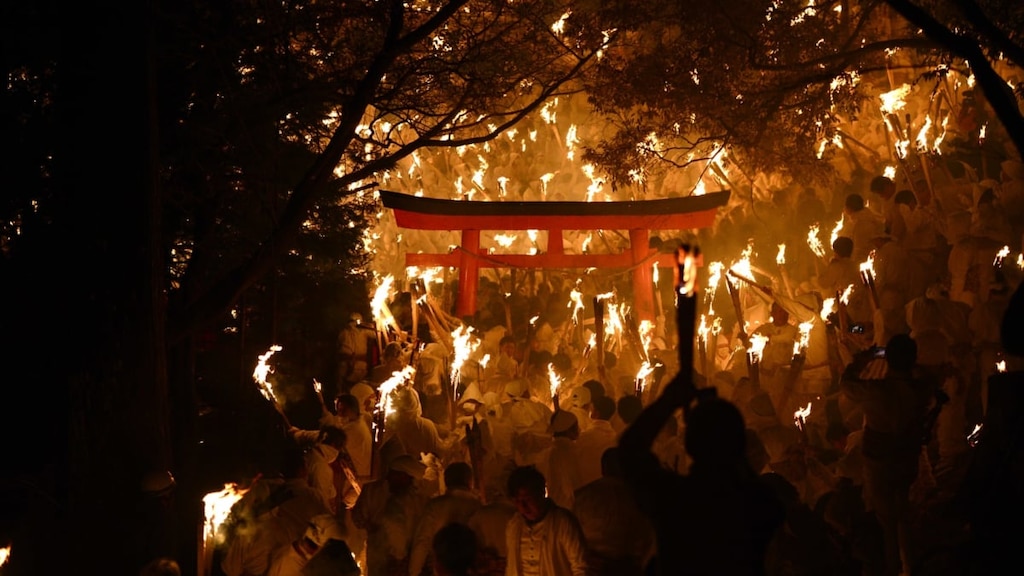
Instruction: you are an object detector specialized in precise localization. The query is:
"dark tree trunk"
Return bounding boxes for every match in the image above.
[50,1,173,573]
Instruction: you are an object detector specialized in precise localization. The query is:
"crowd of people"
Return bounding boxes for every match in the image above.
[193,161,1024,576]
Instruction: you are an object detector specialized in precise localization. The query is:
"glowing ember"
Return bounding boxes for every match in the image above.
[794,402,812,431]
[820,297,836,322]
[996,360,1007,373]
[776,244,786,266]
[203,483,250,542]
[252,345,283,403]
[547,362,562,398]
[747,333,769,364]
[807,224,826,258]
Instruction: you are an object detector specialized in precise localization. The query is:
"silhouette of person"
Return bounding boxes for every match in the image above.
[619,373,785,575]
[962,280,1024,574]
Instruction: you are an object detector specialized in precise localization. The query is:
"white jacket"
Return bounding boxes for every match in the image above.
[505,504,589,576]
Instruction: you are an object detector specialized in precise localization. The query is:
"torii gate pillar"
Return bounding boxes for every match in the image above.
[457,229,481,319]
[630,229,655,322]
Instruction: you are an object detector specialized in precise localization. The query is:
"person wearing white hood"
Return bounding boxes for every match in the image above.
[392,386,449,461]
[353,454,431,576]
[536,410,584,510]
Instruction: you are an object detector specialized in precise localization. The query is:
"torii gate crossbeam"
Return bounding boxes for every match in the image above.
[379,190,730,321]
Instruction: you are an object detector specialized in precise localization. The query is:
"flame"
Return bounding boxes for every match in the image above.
[829,214,845,248]
[203,483,250,542]
[494,233,517,248]
[0,545,9,567]
[747,333,769,363]
[776,244,786,265]
[638,319,654,355]
[313,378,322,395]
[635,361,655,392]
[547,362,562,398]
[450,325,479,387]
[377,365,416,416]
[730,242,755,280]
[567,282,586,325]
[1018,253,1023,270]
[582,232,593,253]
[996,360,1007,373]
[994,245,1010,267]
[794,402,812,431]
[820,298,836,322]
[529,315,540,326]
[807,224,826,258]
[479,354,491,369]
[839,284,855,305]
[371,274,400,332]
[652,261,660,286]
[968,423,984,447]
[697,314,710,346]
[859,251,875,277]
[705,261,725,314]
[879,84,911,115]
[793,321,814,356]
[253,345,283,403]
[916,114,933,152]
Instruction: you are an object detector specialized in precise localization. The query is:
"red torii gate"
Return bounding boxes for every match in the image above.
[379,189,731,322]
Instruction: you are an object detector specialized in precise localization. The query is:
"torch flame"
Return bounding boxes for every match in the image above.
[377,365,416,416]
[203,483,250,542]
[994,245,1010,267]
[705,261,725,314]
[839,284,855,305]
[635,361,655,392]
[830,214,845,248]
[859,252,875,277]
[776,244,786,265]
[807,224,826,258]
[794,402,812,431]
[252,345,283,403]
[747,333,769,363]
[697,314,710,346]
[547,362,562,398]
[0,545,9,568]
[968,423,984,447]
[997,360,1007,373]
[568,283,586,325]
[821,297,836,322]
[794,321,814,356]
[450,325,479,388]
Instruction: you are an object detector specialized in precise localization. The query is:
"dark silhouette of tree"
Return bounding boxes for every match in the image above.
[2,1,608,573]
